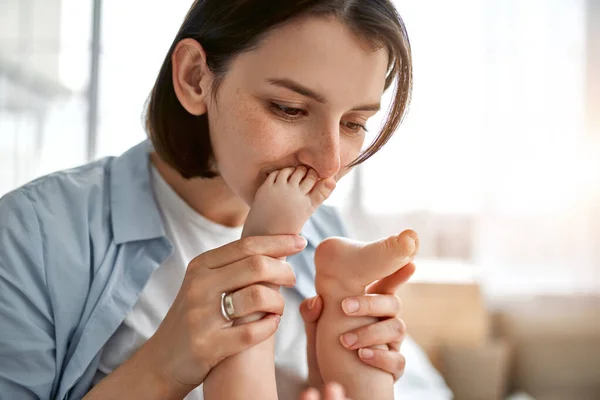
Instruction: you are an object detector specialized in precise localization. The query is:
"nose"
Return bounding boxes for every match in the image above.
[297,124,341,179]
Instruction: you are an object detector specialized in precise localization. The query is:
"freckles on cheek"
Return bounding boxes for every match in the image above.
[237,103,290,159]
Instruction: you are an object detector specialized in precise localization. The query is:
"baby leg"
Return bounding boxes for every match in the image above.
[314,230,418,400]
[203,167,335,400]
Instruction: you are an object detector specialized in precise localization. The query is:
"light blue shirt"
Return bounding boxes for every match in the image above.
[0,140,451,400]
[0,140,350,399]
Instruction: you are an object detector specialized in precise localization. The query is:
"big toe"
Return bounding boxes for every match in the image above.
[309,178,336,207]
[359,230,419,273]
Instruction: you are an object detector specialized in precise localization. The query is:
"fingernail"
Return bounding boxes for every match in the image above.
[308,296,317,310]
[342,298,359,314]
[295,236,308,249]
[341,333,358,348]
[359,348,374,359]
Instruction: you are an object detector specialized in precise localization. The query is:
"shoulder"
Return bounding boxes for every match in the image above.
[2,157,113,212]
[0,157,116,291]
[0,157,115,236]
[1,158,116,248]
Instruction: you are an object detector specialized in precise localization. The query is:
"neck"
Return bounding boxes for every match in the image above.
[150,152,249,227]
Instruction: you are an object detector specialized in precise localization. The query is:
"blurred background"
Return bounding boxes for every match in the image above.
[0,1,599,399]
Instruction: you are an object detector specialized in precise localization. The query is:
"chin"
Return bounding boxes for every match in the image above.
[229,181,259,207]
[229,168,272,206]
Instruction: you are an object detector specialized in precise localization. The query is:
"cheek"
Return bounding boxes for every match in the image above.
[333,137,365,181]
[340,137,365,165]
[228,101,295,161]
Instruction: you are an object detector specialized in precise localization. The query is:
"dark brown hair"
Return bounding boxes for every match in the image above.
[146,0,412,178]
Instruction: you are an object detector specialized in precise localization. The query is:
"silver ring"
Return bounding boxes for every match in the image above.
[220,292,236,322]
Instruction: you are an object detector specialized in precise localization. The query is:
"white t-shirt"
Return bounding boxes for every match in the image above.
[93,166,310,399]
[94,166,452,399]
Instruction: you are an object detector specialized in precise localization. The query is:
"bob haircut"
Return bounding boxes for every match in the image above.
[146,0,412,178]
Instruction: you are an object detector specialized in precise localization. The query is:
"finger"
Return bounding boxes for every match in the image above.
[388,336,401,352]
[323,382,346,400]
[366,262,416,295]
[300,296,323,324]
[218,314,281,358]
[358,348,406,381]
[193,235,307,270]
[300,296,324,388]
[299,387,320,400]
[229,284,285,319]
[340,318,406,350]
[341,294,402,318]
[217,255,297,292]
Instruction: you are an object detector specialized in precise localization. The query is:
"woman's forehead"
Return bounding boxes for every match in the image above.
[230,17,390,106]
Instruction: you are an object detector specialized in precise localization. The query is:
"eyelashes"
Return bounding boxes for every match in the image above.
[269,102,307,118]
[268,102,368,135]
[342,121,369,133]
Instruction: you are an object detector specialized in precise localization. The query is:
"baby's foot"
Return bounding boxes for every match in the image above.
[243,166,336,238]
[313,230,418,400]
[314,230,419,295]
[236,167,335,325]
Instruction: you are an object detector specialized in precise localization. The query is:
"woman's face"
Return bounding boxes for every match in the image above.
[204,16,389,205]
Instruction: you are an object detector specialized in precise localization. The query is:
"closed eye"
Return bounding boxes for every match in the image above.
[269,101,368,136]
[343,121,368,133]
[269,102,308,119]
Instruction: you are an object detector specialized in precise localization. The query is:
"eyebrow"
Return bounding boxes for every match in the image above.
[267,78,381,112]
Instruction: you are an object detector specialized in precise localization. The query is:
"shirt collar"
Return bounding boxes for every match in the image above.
[109,139,323,248]
[110,140,167,244]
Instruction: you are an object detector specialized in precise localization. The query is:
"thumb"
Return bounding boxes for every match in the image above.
[300,295,323,324]
[367,262,416,295]
[300,296,324,387]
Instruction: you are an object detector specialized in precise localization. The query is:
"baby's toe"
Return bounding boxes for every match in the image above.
[309,178,336,207]
[289,166,308,186]
[265,170,279,185]
[276,167,295,184]
[300,168,320,193]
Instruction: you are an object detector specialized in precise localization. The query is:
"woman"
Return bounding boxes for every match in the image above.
[0,0,422,399]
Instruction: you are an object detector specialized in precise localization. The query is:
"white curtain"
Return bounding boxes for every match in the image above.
[330,0,600,297]
[0,0,90,196]
[95,0,195,158]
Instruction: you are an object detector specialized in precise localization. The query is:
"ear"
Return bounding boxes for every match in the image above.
[172,38,213,116]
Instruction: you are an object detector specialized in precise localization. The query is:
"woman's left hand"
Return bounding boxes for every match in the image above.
[298,382,349,400]
[300,262,416,387]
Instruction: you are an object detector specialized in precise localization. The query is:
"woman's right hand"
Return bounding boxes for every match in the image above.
[142,234,306,396]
